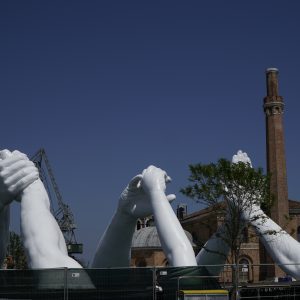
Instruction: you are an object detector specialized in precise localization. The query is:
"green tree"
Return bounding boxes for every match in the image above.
[5,231,28,269]
[181,158,274,300]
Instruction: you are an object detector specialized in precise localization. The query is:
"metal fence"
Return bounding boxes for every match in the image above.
[239,285,300,300]
[0,265,300,299]
[219,263,300,300]
[0,266,221,300]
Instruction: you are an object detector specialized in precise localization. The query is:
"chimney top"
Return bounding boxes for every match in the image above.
[266,68,279,74]
[265,68,280,97]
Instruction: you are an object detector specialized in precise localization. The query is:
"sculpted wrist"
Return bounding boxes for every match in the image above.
[116,203,138,223]
[148,189,166,202]
[19,180,40,198]
[242,207,263,221]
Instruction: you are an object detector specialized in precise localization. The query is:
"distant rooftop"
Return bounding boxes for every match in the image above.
[132,226,195,248]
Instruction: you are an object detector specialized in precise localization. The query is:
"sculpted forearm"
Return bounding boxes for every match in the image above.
[92,210,137,268]
[20,180,81,268]
[0,149,39,266]
[196,224,230,275]
[147,186,197,267]
[139,166,197,267]
[251,211,300,278]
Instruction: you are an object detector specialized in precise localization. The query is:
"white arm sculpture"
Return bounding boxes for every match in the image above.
[0,150,39,266]
[141,166,197,267]
[1,151,193,269]
[247,207,300,279]
[0,149,82,269]
[92,166,195,268]
[20,179,82,269]
[233,150,300,279]
[92,174,149,267]
[195,225,230,276]
[195,150,252,275]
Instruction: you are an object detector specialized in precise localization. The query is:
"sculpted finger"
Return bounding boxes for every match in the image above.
[0,152,28,169]
[128,174,143,189]
[12,150,29,163]
[8,171,39,196]
[142,166,152,176]
[5,166,39,188]
[12,150,28,156]
[2,160,35,178]
[165,175,172,183]
[166,194,176,203]
[147,165,159,172]
[0,149,12,160]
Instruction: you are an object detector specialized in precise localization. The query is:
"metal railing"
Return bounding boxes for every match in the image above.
[0,264,299,299]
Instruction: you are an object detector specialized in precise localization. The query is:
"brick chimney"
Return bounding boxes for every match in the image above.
[261,68,289,280]
[263,68,289,226]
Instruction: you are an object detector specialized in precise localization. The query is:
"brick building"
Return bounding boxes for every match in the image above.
[179,199,300,283]
[130,69,300,283]
[179,68,300,282]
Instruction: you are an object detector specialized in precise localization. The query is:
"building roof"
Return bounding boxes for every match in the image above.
[180,203,224,224]
[288,199,300,215]
[288,199,300,208]
[180,199,300,223]
[131,226,195,248]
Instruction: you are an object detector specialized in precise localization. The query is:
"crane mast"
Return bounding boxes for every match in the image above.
[31,148,83,255]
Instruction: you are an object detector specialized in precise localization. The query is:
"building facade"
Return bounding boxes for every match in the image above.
[130,217,195,267]
[130,69,300,283]
[180,68,300,282]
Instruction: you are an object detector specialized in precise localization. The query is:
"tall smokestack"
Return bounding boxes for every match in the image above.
[262,68,289,280]
[263,68,289,226]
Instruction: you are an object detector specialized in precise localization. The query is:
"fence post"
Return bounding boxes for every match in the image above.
[153,267,156,300]
[64,268,68,300]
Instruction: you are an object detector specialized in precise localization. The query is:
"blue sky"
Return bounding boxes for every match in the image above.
[1,1,300,264]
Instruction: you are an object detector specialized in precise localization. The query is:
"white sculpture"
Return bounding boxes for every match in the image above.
[92,165,196,267]
[1,148,300,281]
[139,166,197,266]
[230,150,300,279]
[0,150,39,265]
[232,150,252,167]
[241,187,300,279]
[194,150,252,275]
[193,150,300,280]
[0,150,81,268]
[0,149,196,269]
[195,224,230,276]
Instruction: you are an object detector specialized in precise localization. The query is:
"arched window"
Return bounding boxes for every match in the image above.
[241,227,249,243]
[239,258,250,282]
[145,219,150,227]
[136,220,142,230]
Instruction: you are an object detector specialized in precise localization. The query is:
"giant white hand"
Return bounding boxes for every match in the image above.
[231,151,300,279]
[140,165,171,194]
[232,150,252,167]
[118,169,175,219]
[140,165,197,266]
[0,149,39,210]
[231,150,262,221]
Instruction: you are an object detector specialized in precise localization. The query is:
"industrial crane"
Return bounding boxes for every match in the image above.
[31,148,83,255]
